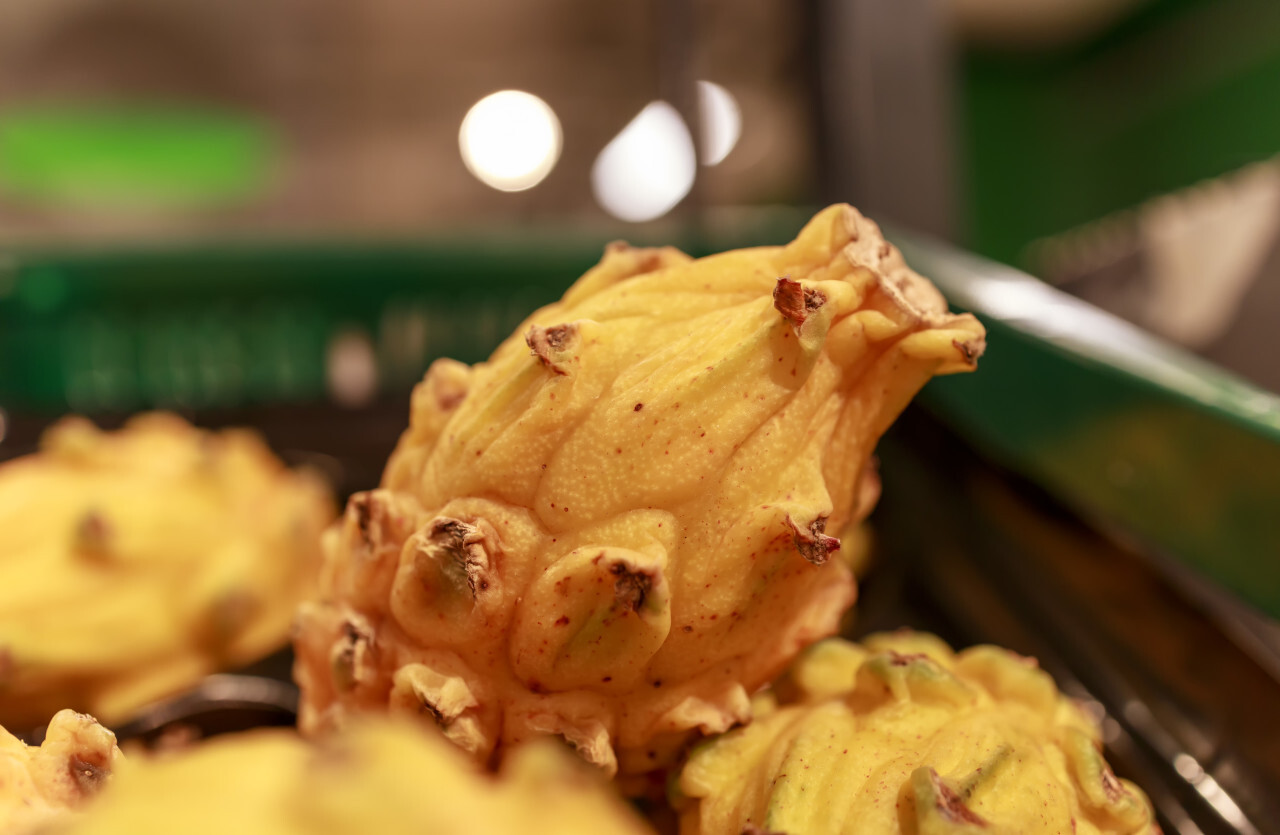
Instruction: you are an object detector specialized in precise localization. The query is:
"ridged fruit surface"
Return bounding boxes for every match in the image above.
[295,205,985,777]
[0,413,335,728]
[0,709,121,833]
[60,717,653,834]
[676,632,1158,835]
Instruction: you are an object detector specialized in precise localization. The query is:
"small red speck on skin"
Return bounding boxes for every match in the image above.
[634,403,644,411]
[616,448,622,454]
[708,448,715,454]
[710,614,718,620]
[652,680,663,688]
[602,676,612,683]
[541,463,547,469]
[700,432,706,438]
[475,450,483,456]
[564,507,569,512]
[682,625,693,633]
[555,616,569,626]
[549,393,556,400]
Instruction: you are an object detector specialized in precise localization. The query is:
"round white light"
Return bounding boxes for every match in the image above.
[698,81,741,166]
[327,330,379,408]
[591,101,696,223]
[459,90,562,192]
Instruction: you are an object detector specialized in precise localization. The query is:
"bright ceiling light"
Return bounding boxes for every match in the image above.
[459,90,561,192]
[592,101,696,223]
[698,81,741,166]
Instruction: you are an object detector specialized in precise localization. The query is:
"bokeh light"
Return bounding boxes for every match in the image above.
[591,101,696,222]
[698,81,741,166]
[459,90,562,192]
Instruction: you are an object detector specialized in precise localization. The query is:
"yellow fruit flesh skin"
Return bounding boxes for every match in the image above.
[0,709,121,834]
[677,632,1158,835]
[0,413,335,728]
[295,205,985,778]
[60,718,652,835]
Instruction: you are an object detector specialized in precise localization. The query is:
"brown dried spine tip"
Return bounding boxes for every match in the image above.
[352,495,373,544]
[605,241,666,274]
[68,753,109,796]
[416,696,447,727]
[331,617,375,692]
[74,511,111,558]
[207,590,255,646]
[786,515,840,565]
[773,277,826,328]
[436,389,466,411]
[1098,759,1132,803]
[525,323,578,374]
[349,492,389,555]
[611,562,653,612]
[952,337,982,366]
[926,768,989,826]
[429,518,491,597]
[887,651,930,667]
[430,369,469,412]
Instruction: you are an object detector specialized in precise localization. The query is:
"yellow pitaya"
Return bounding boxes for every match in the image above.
[0,413,335,729]
[59,717,652,835]
[675,632,1158,835]
[0,709,121,833]
[294,204,984,778]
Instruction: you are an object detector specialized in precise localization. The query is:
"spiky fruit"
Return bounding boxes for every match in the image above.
[59,717,652,835]
[676,632,1158,835]
[0,413,335,729]
[0,709,122,833]
[295,204,985,778]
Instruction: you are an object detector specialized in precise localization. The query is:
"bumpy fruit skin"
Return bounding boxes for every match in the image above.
[0,709,121,833]
[676,632,1159,835]
[0,413,335,729]
[295,204,985,777]
[59,717,653,835]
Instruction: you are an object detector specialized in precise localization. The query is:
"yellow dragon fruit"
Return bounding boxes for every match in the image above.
[675,632,1158,835]
[294,204,985,779]
[59,717,653,835]
[0,413,335,729]
[0,709,121,833]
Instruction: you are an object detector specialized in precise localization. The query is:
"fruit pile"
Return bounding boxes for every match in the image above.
[0,205,1157,834]
[0,413,335,729]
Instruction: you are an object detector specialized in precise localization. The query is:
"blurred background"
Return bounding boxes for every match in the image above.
[3,2,1280,830]
[3,0,1280,412]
